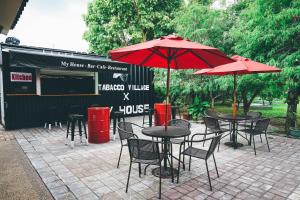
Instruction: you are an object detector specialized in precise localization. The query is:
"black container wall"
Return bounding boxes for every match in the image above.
[3,65,154,130]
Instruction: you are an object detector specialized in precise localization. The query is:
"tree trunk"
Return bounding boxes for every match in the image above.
[243,102,251,114]
[241,89,261,115]
[211,98,215,109]
[285,90,298,133]
[222,96,226,104]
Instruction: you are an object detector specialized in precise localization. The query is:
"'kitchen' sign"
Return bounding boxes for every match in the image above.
[10,72,32,82]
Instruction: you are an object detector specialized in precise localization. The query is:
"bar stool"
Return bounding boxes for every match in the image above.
[111,111,125,140]
[44,106,62,130]
[65,114,88,148]
[142,108,154,127]
[171,106,181,119]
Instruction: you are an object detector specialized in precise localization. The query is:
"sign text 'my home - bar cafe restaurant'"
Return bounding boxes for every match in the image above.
[0,43,154,130]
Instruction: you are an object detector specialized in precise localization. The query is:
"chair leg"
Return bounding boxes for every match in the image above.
[203,128,207,147]
[252,134,257,155]
[216,132,220,152]
[265,133,270,152]
[159,162,162,199]
[177,153,181,184]
[205,160,212,191]
[117,146,123,168]
[70,120,75,148]
[125,161,132,193]
[260,134,263,143]
[182,142,186,170]
[212,154,219,178]
[78,119,82,143]
[144,164,151,175]
[82,120,88,145]
[138,163,142,178]
[65,121,70,145]
[189,155,192,171]
[170,144,174,182]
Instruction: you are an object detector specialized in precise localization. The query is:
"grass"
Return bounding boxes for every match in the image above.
[214,101,300,133]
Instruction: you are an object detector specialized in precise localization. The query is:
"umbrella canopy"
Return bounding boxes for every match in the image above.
[109,35,234,69]
[194,55,281,75]
[194,55,281,116]
[109,35,234,129]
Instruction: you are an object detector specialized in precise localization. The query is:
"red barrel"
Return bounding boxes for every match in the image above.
[88,107,110,143]
[154,103,171,126]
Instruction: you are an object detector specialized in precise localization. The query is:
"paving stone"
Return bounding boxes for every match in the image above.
[11,116,300,200]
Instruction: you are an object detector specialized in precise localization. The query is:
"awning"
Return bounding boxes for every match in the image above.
[6,49,130,73]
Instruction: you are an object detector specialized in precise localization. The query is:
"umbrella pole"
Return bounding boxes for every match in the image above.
[165,61,171,131]
[233,73,237,117]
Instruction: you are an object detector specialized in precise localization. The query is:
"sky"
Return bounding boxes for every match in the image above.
[0,0,91,52]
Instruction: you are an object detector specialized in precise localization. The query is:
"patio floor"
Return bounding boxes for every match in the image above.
[5,116,300,200]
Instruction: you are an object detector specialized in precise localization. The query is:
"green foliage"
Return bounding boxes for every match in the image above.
[229,0,300,129]
[188,96,209,120]
[173,3,234,53]
[83,0,181,54]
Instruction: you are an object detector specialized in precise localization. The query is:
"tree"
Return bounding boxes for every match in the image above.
[83,0,181,54]
[229,0,300,132]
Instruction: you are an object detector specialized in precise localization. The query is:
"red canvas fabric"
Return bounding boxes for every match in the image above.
[109,35,234,69]
[194,55,281,75]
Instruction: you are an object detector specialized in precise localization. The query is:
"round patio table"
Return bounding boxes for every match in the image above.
[142,126,191,179]
[218,114,250,149]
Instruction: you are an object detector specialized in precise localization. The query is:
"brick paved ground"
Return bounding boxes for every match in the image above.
[0,127,15,141]
[8,116,300,200]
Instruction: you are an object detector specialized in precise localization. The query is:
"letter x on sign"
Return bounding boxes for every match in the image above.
[123,93,129,101]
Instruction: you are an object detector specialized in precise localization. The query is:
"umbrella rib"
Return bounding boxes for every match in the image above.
[140,48,158,66]
[202,49,235,61]
[189,50,213,67]
[149,48,168,59]
[173,49,189,60]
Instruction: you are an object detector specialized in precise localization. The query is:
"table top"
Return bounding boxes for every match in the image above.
[218,114,250,121]
[142,126,191,138]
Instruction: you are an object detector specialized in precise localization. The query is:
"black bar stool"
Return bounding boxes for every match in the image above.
[111,111,125,140]
[44,106,62,130]
[65,114,88,148]
[142,108,154,127]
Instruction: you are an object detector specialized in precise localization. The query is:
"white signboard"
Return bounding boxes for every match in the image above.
[10,72,32,82]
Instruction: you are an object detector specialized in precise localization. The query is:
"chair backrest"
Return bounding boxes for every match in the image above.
[204,109,219,119]
[117,122,135,141]
[167,119,191,129]
[254,118,270,133]
[203,116,220,130]
[206,134,222,159]
[127,138,160,161]
[247,111,262,119]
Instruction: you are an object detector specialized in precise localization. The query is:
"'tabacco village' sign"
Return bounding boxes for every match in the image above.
[8,51,153,115]
[98,65,153,115]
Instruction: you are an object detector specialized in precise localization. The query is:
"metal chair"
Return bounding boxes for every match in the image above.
[204,109,230,129]
[126,138,163,199]
[111,111,125,140]
[204,109,220,119]
[203,116,230,150]
[177,134,222,191]
[243,118,270,155]
[168,119,191,169]
[239,111,262,141]
[116,122,143,168]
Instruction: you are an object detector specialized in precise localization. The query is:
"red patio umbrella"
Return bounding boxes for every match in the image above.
[194,55,281,116]
[109,35,234,130]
